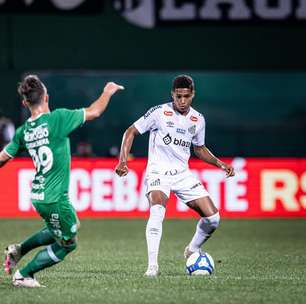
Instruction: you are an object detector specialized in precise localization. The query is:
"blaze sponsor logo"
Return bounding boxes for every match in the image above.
[164,111,173,116]
[163,134,191,147]
[190,116,198,122]
[173,138,191,148]
[163,133,172,145]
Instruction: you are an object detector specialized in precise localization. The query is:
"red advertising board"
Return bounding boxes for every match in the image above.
[0,157,305,218]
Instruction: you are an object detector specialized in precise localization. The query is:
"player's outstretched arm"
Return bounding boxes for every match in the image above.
[85,82,124,121]
[193,145,235,178]
[115,125,139,177]
[0,150,12,168]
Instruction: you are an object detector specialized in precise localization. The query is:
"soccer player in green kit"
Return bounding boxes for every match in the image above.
[0,75,124,287]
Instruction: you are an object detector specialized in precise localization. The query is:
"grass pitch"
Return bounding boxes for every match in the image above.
[0,218,306,304]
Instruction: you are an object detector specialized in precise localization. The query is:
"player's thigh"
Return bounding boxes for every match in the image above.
[33,200,78,241]
[146,175,170,207]
[173,172,210,211]
[187,196,218,218]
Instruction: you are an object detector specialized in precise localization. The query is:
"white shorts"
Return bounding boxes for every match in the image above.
[145,169,209,204]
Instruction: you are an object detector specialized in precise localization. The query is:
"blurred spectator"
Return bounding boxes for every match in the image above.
[0,110,15,150]
[74,141,95,157]
[108,145,120,158]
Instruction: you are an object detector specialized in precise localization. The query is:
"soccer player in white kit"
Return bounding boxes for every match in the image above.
[115,75,235,277]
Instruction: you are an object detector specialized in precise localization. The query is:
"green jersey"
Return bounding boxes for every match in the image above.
[5,108,85,204]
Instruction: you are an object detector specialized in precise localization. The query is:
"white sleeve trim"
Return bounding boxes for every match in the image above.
[133,121,145,135]
[82,108,86,123]
[3,148,14,159]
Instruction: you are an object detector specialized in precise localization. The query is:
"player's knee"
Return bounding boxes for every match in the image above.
[205,212,220,231]
[149,204,166,223]
[61,237,78,253]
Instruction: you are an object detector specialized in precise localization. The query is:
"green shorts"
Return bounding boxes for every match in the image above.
[33,198,78,241]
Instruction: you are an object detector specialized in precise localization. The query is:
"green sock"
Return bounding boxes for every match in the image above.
[20,241,77,278]
[21,228,55,256]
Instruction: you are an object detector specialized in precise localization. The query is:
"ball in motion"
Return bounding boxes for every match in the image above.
[186,252,215,276]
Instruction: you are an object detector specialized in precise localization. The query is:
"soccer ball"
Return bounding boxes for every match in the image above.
[186,252,215,276]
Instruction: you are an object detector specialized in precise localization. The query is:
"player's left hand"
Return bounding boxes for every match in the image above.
[115,162,129,177]
[103,82,124,96]
[220,163,235,178]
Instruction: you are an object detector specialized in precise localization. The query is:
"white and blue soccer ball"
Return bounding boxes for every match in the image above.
[186,251,215,276]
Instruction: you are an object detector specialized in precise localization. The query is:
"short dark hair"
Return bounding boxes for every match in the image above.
[172,75,194,91]
[18,75,46,106]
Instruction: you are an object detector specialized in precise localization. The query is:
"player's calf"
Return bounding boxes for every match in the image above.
[185,212,220,258]
[145,204,166,275]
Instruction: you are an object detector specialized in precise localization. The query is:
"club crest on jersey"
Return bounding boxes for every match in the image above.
[188,125,196,135]
[166,121,175,128]
[176,128,186,135]
[163,134,172,145]
[164,111,173,116]
[190,115,198,122]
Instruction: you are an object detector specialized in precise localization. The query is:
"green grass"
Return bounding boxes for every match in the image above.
[0,219,306,304]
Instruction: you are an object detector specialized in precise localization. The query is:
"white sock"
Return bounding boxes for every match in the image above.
[189,212,220,252]
[146,204,166,267]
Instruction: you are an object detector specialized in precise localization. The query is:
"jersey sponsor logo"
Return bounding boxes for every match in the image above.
[164,111,173,116]
[24,123,49,142]
[165,169,178,176]
[176,128,186,135]
[188,125,196,135]
[163,133,172,145]
[162,133,191,148]
[190,182,202,190]
[150,178,160,187]
[166,121,175,128]
[30,192,45,201]
[173,138,191,148]
[190,116,198,122]
[26,138,49,149]
[144,105,162,119]
[32,183,45,190]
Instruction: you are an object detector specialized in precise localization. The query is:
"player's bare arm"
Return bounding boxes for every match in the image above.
[193,145,235,177]
[115,125,139,177]
[85,82,124,121]
[0,150,11,168]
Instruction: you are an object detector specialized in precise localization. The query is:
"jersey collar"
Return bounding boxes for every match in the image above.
[27,112,49,122]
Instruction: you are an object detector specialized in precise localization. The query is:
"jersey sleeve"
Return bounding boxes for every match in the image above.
[133,106,160,134]
[4,127,23,158]
[53,108,85,137]
[192,117,206,146]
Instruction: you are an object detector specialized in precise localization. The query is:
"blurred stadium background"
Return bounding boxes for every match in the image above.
[1,1,306,303]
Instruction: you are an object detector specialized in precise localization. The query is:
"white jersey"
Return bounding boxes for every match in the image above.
[134,102,205,174]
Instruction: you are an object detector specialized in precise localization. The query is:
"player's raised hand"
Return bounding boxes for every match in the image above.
[115,161,129,177]
[220,162,235,178]
[103,82,124,96]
